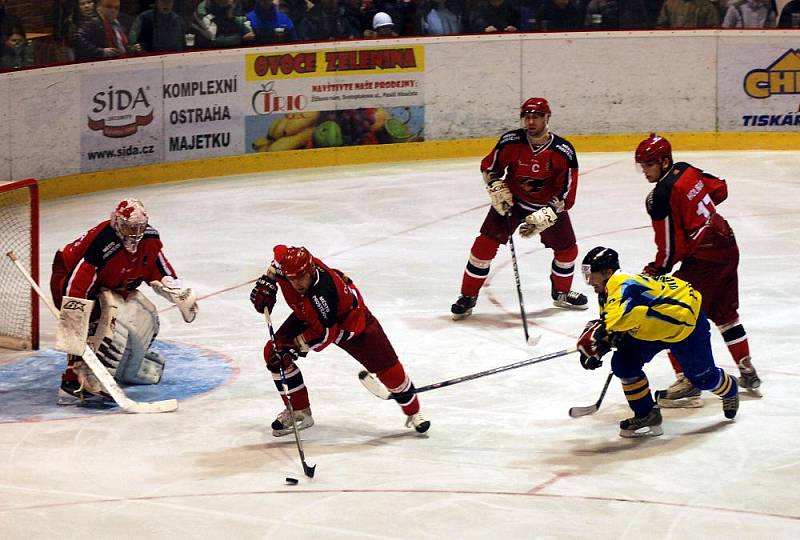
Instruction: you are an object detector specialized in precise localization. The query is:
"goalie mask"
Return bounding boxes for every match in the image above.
[274,245,314,278]
[111,198,148,253]
[581,246,620,284]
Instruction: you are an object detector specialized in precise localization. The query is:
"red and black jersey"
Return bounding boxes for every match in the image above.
[480,130,579,212]
[646,162,731,272]
[57,220,176,300]
[277,258,367,352]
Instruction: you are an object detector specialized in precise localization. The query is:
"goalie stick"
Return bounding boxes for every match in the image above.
[507,218,541,346]
[359,346,577,400]
[6,251,178,414]
[568,370,614,418]
[263,310,316,478]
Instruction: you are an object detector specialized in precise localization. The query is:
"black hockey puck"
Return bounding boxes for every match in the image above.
[285,477,299,485]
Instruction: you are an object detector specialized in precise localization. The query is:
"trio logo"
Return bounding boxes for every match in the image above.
[251,82,308,115]
[743,49,800,99]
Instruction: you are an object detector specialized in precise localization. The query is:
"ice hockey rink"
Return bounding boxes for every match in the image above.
[2,150,799,539]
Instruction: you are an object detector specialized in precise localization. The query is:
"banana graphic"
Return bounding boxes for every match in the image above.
[267,126,314,152]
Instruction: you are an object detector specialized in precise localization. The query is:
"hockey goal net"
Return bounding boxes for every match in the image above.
[0,179,39,350]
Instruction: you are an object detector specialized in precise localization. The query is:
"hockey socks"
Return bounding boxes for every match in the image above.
[272,364,310,410]
[377,362,420,416]
[460,234,500,297]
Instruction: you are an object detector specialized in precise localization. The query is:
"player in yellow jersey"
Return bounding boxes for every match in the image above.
[576,246,739,437]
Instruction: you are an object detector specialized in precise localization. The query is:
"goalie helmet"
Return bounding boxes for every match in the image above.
[274,245,313,278]
[581,246,619,283]
[520,97,551,117]
[111,198,148,253]
[635,133,672,164]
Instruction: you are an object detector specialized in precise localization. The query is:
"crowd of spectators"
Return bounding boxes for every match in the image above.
[0,0,798,71]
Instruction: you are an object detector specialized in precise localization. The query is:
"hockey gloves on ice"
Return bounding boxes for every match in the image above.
[250,274,278,314]
[577,319,613,370]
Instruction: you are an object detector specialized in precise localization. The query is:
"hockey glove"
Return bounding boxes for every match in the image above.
[519,206,558,238]
[267,346,299,372]
[641,263,663,277]
[548,196,565,214]
[250,274,278,314]
[487,180,513,216]
[150,277,198,323]
[577,319,612,370]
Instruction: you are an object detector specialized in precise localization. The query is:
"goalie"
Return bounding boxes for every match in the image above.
[49,198,198,405]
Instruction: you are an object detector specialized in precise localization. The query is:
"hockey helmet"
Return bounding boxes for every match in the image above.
[274,245,314,278]
[111,198,148,253]
[520,97,551,117]
[635,133,672,164]
[581,246,620,283]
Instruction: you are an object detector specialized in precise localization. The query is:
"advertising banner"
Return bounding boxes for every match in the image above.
[80,68,163,171]
[163,59,246,161]
[718,42,800,131]
[244,46,426,153]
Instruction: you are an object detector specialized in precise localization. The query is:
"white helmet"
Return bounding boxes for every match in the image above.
[372,11,394,29]
[111,198,148,253]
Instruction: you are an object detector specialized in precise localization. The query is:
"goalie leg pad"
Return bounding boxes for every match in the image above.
[55,296,95,356]
[110,291,163,385]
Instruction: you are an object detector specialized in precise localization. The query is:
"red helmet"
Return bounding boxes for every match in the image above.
[274,245,313,278]
[520,97,551,117]
[635,133,672,164]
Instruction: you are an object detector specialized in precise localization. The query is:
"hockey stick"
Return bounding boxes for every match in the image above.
[263,309,316,478]
[6,251,177,413]
[359,346,577,400]
[507,217,540,346]
[569,370,614,418]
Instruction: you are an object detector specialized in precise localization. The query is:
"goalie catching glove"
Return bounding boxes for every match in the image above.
[577,319,616,370]
[150,276,198,323]
[486,178,513,216]
[250,274,278,314]
[519,206,558,238]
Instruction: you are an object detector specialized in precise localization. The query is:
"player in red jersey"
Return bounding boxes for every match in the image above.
[635,133,760,407]
[250,245,430,436]
[451,97,588,319]
[50,198,198,404]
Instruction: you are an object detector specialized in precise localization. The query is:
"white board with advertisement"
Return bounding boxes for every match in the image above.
[718,36,800,132]
[80,66,163,172]
[243,45,425,153]
[162,56,246,161]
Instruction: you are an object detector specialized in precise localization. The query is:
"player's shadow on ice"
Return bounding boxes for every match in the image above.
[433,308,564,329]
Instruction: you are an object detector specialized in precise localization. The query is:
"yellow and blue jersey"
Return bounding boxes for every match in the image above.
[601,273,702,343]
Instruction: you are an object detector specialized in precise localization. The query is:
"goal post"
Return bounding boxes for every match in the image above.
[1,179,39,350]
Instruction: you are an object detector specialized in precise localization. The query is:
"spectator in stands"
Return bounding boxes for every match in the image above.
[192,0,255,47]
[535,0,581,29]
[777,0,800,26]
[657,0,719,27]
[423,0,463,33]
[280,0,311,29]
[583,0,648,28]
[1,23,34,69]
[74,0,135,59]
[129,0,188,52]
[721,0,776,26]
[467,0,520,32]
[247,0,299,43]
[373,0,421,34]
[0,0,23,36]
[341,0,373,35]
[299,0,359,40]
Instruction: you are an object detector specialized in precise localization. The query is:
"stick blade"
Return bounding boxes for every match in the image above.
[569,404,598,418]
[358,370,392,400]
[303,463,316,478]
[526,333,542,346]
[122,399,179,414]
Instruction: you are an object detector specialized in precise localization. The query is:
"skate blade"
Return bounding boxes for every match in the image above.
[552,301,588,311]
[657,396,703,408]
[451,309,473,321]
[742,387,762,398]
[619,425,663,438]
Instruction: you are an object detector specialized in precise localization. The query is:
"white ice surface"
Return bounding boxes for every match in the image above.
[2,151,800,539]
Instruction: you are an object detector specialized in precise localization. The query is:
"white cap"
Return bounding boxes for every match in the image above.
[372,12,394,30]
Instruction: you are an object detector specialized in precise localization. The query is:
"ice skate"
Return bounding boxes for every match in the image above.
[405,412,430,433]
[737,356,761,393]
[722,393,739,419]
[619,407,663,438]
[451,295,477,320]
[57,379,112,406]
[271,407,314,437]
[551,286,588,310]
[655,374,703,408]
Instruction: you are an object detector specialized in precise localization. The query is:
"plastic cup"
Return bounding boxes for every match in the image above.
[185,34,195,47]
